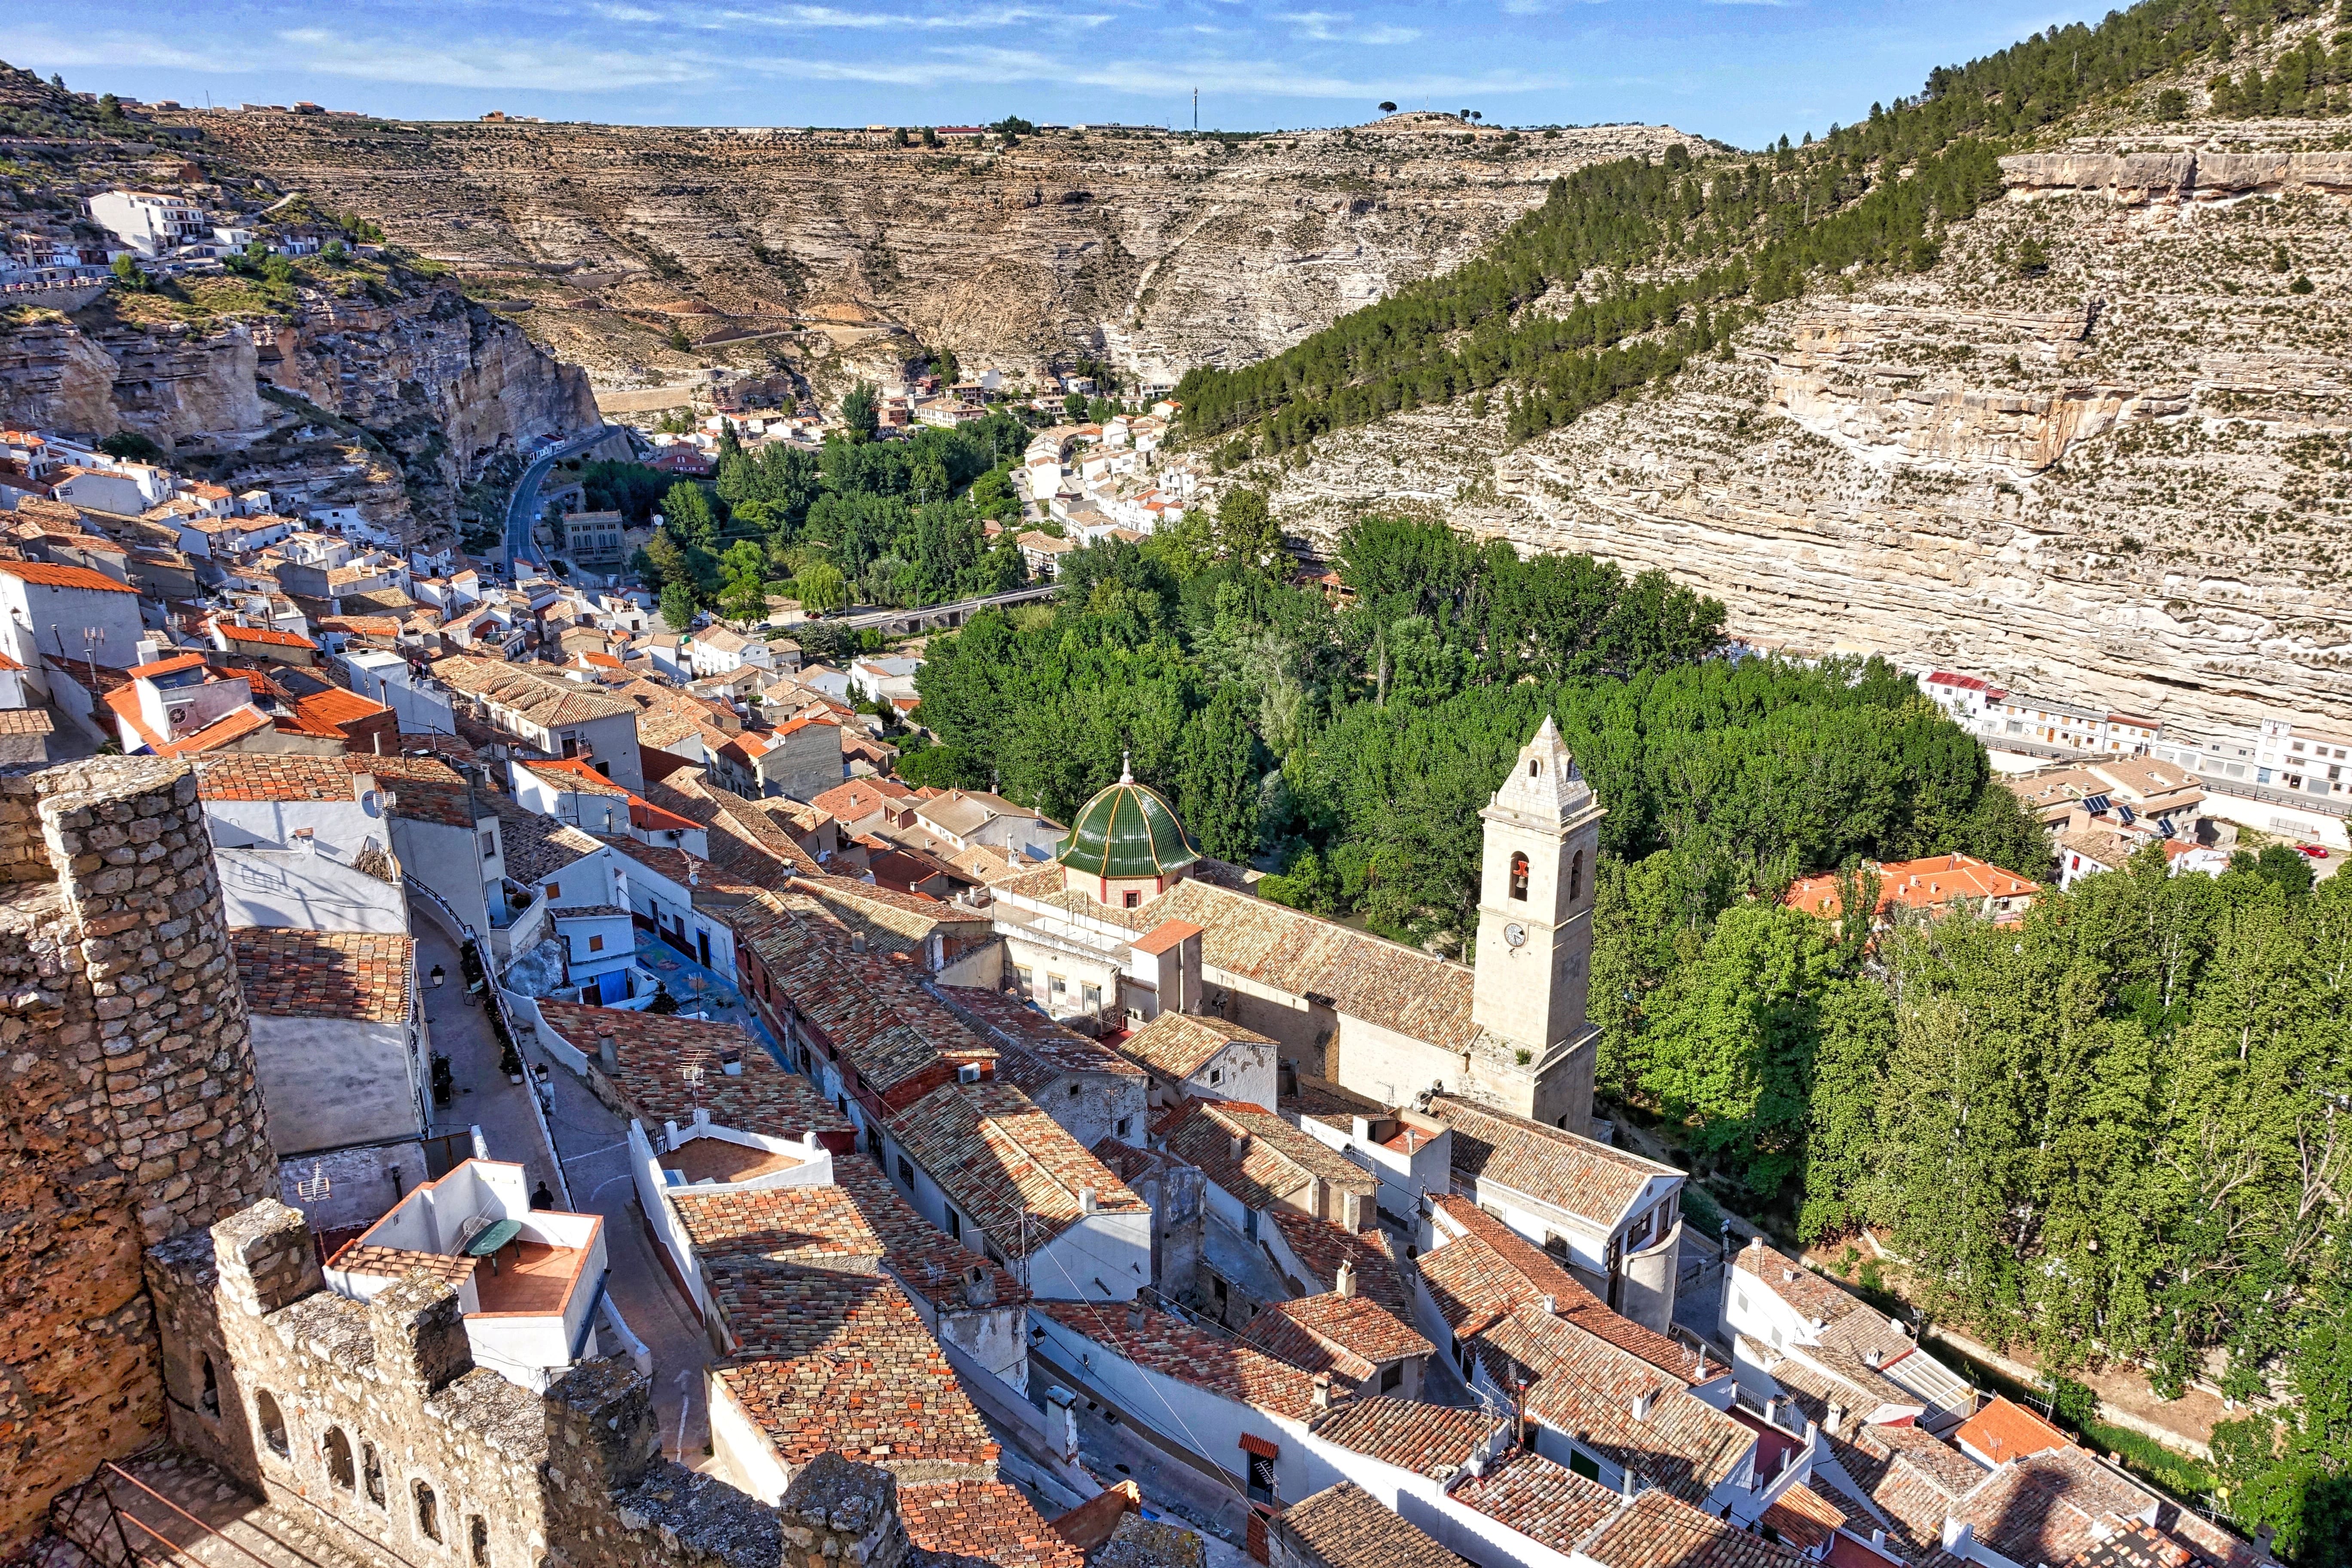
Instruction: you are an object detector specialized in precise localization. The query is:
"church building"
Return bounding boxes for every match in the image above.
[988,718,1603,1134]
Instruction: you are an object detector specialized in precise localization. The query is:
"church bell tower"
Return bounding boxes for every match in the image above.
[1472,717,1604,1133]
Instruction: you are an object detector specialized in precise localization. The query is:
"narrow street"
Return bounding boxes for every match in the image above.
[411,908,717,1467]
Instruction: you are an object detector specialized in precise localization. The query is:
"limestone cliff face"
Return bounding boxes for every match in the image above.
[176,111,1701,390]
[1264,126,2352,732]
[0,318,265,438]
[0,284,595,542]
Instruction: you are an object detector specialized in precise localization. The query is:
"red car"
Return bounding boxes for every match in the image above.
[2297,843,2331,860]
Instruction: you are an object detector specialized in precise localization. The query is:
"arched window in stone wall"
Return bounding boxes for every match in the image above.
[199,1355,220,1418]
[1509,852,1529,901]
[255,1391,288,1457]
[322,1427,355,1491]
[414,1482,441,1543]
[469,1516,491,1568]
[1569,850,1583,903]
[362,1443,386,1508]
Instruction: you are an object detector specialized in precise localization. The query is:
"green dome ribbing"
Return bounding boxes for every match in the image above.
[1057,764,1200,880]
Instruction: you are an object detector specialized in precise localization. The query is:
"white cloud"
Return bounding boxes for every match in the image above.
[275,28,711,89]
[1276,10,1419,44]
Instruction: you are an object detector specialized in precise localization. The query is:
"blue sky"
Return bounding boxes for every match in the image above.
[17,1,2096,150]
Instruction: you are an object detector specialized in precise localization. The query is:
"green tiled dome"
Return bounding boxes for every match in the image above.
[1058,763,1200,880]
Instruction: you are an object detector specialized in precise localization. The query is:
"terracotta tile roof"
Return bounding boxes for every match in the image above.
[233,929,412,1022]
[810,776,911,822]
[1949,1446,2151,1568]
[1306,1396,1495,1474]
[1954,1395,2070,1468]
[731,896,992,1096]
[216,621,317,648]
[250,668,390,739]
[1428,1198,1709,1381]
[601,836,766,910]
[324,1243,477,1289]
[435,654,638,725]
[1116,1010,1276,1081]
[0,559,136,592]
[1449,1447,1622,1545]
[669,1185,883,1265]
[497,801,606,885]
[885,1080,1146,1257]
[1237,1291,1432,1381]
[129,653,208,679]
[195,753,369,802]
[1035,1299,1326,1421]
[998,864,1481,1050]
[1860,1419,1991,1496]
[1785,853,2040,920]
[524,757,631,796]
[826,1153,1026,1311]
[1162,1098,1375,1214]
[1760,1482,1847,1555]
[646,771,821,879]
[0,707,51,736]
[1265,1210,1410,1314]
[539,999,853,1137]
[1427,1096,1672,1229]
[1129,917,1202,958]
[1578,1487,1810,1568]
[899,1480,1083,1568]
[708,1266,998,1471]
[934,986,1144,1091]
[1277,1482,1468,1568]
[1467,1305,1750,1504]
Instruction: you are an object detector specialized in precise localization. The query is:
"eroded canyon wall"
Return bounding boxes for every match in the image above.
[1267,127,2352,732]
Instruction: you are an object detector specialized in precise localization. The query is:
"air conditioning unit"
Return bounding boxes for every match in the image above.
[957,1063,982,1084]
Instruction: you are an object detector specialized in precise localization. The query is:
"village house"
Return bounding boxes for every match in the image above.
[1782,854,2040,928]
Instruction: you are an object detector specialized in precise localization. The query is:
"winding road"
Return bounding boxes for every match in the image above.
[503,425,622,574]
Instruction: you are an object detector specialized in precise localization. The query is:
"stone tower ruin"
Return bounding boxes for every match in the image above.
[0,758,279,1551]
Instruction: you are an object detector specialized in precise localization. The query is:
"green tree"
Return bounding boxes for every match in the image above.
[796,560,850,615]
[663,481,720,548]
[1063,391,1088,422]
[840,381,880,442]
[719,539,770,622]
[667,322,691,352]
[659,579,698,633]
[1639,903,1842,1197]
[1214,488,1285,573]
[1172,685,1265,862]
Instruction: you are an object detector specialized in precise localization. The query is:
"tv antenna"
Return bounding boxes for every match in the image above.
[294,1162,332,1204]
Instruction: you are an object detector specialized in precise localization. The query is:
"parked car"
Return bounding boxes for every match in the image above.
[2297,843,2331,860]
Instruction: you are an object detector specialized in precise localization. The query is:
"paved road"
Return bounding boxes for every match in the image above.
[412,913,717,1467]
[504,426,620,575]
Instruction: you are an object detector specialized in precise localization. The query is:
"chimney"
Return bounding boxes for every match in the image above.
[1311,1374,1332,1412]
[1078,1186,1097,1216]
[1126,1301,1144,1331]
[963,1265,996,1308]
[1629,1388,1657,1422]
[1229,1132,1246,1163]
[1335,1261,1357,1300]
[1826,1401,1845,1436]
[849,931,866,954]
[1864,1347,1883,1368]
[1540,1294,1557,1315]
[1352,1115,1372,1142]
[598,1033,618,1068]
[1621,1467,1639,1501]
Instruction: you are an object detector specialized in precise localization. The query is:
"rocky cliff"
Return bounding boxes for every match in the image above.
[1258,119,2352,732]
[0,279,597,545]
[175,110,1700,392]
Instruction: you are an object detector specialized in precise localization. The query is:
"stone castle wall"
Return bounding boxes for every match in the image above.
[146,1198,842,1568]
[0,760,278,1551]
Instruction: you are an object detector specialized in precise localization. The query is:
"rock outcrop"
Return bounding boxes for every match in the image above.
[0,285,596,544]
[176,110,1703,390]
[1263,127,2352,732]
